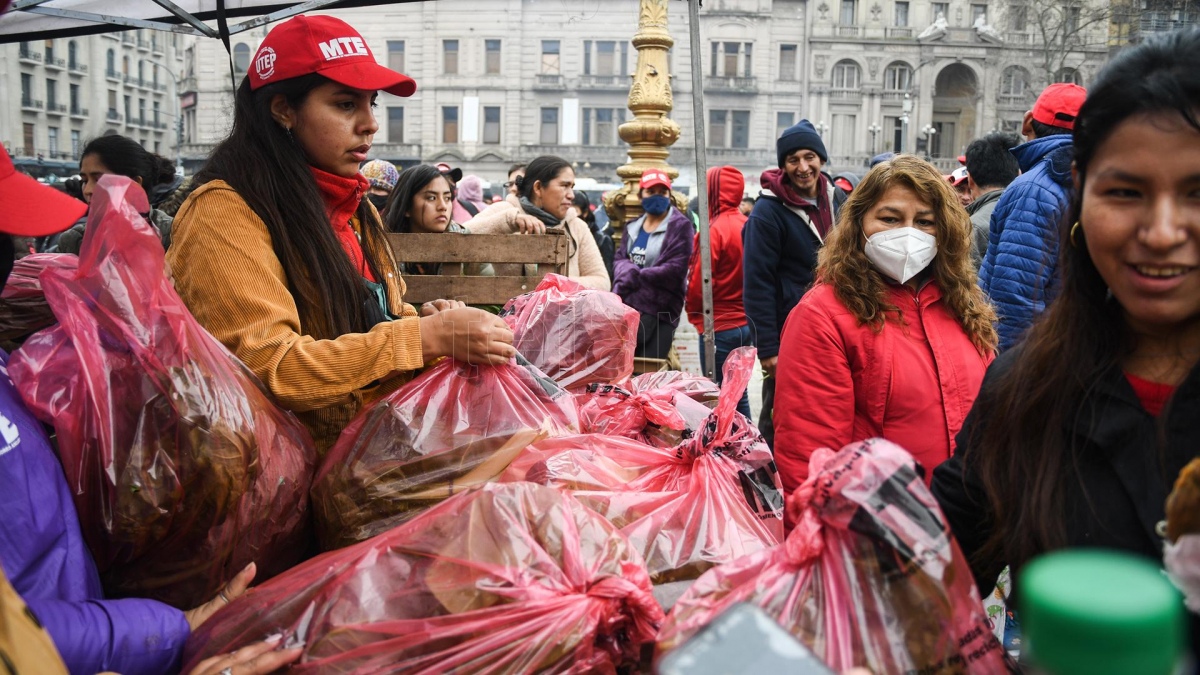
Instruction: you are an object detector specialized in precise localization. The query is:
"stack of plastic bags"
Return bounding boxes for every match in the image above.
[503,347,785,584]
[656,438,1009,673]
[9,175,315,608]
[311,356,579,551]
[183,482,665,674]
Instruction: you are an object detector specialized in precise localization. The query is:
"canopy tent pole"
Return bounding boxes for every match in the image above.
[686,0,716,381]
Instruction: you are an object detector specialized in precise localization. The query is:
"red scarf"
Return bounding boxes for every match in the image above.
[310,166,376,282]
[760,168,834,239]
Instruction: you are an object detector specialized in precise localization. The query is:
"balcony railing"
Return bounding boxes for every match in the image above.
[886,27,914,38]
[997,94,1028,108]
[829,88,863,103]
[106,68,121,81]
[44,56,66,69]
[1006,32,1038,45]
[68,62,88,74]
[21,98,43,110]
[70,106,89,118]
[46,103,67,115]
[533,74,565,90]
[705,148,774,165]
[836,25,862,38]
[579,74,626,88]
[880,90,910,104]
[18,48,42,63]
[106,110,123,122]
[704,75,758,92]
[370,143,422,159]
[137,38,151,51]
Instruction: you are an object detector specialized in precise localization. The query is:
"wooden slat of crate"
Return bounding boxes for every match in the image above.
[401,276,551,305]
[386,232,567,264]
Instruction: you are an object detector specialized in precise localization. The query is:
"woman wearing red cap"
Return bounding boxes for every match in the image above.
[166,15,515,454]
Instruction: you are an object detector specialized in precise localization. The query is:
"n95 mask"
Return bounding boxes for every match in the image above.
[863,227,938,284]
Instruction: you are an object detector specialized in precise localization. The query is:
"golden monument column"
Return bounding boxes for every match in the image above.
[602,0,685,229]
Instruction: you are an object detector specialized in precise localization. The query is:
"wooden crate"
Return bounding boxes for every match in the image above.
[387,231,568,305]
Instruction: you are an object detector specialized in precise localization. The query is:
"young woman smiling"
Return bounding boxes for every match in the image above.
[773,155,998,502]
[932,28,1200,655]
[167,16,514,454]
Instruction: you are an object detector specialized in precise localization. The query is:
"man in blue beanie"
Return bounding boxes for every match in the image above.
[742,119,847,448]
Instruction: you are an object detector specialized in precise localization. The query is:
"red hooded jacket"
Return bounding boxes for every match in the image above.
[686,166,748,333]
[773,280,993,497]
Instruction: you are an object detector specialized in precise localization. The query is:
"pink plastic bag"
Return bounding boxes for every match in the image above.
[628,370,721,410]
[183,482,665,675]
[577,381,716,449]
[0,253,77,342]
[311,356,579,551]
[8,175,315,608]
[656,438,1009,673]
[500,274,639,392]
[504,347,784,584]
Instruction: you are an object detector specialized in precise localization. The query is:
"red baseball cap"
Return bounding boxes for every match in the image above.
[946,167,969,186]
[249,15,416,97]
[1031,83,1087,130]
[0,146,86,236]
[639,168,671,190]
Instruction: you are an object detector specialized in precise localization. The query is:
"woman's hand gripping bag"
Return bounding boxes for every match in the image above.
[0,253,77,344]
[8,175,316,608]
[500,274,639,392]
[183,482,665,675]
[311,356,579,551]
[656,438,1009,674]
[504,347,785,584]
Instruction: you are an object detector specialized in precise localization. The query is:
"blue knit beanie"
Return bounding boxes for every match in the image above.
[776,119,828,167]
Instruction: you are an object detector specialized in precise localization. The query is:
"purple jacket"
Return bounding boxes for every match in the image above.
[0,351,189,675]
[612,206,694,325]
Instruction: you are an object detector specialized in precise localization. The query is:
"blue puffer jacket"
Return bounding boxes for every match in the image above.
[0,352,190,675]
[978,134,1074,351]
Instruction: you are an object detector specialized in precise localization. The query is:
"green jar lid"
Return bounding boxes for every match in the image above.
[1020,549,1184,675]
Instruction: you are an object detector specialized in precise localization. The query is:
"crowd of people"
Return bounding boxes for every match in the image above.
[0,6,1197,672]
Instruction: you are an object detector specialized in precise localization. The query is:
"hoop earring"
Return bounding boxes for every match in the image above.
[1069,221,1082,248]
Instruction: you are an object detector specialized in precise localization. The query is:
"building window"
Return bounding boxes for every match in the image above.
[776,111,795,138]
[886,115,904,152]
[831,59,861,89]
[709,110,728,148]
[387,41,405,73]
[388,107,404,142]
[69,83,80,112]
[442,106,459,143]
[233,44,251,79]
[123,55,130,76]
[884,62,912,91]
[582,107,626,145]
[138,98,146,123]
[46,78,57,107]
[106,49,115,75]
[1000,65,1030,101]
[583,40,629,77]
[108,89,117,116]
[539,107,559,144]
[70,130,81,156]
[138,59,145,81]
[932,2,949,20]
[597,41,616,75]
[485,39,501,75]
[731,110,750,148]
[1065,5,1081,33]
[68,41,78,69]
[153,101,160,124]
[44,39,54,61]
[443,40,459,75]
[541,40,561,74]
[1055,67,1083,85]
[483,106,501,144]
[831,114,856,157]
[23,124,34,156]
[840,0,857,24]
[1008,3,1027,30]
[20,73,31,105]
[711,42,753,78]
[778,44,797,81]
[895,1,910,26]
[48,127,59,156]
[709,110,751,148]
[971,3,988,25]
[153,65,159,88]
[124,94,131,120]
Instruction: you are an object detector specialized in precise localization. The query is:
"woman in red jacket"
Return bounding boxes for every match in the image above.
[773,155,998,496]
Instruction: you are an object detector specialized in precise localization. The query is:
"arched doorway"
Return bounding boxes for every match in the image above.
[931,64,978,163]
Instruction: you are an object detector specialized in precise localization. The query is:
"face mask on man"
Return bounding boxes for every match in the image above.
[863,227,937,284]
[641,194,671,216]
[367,193,390,213]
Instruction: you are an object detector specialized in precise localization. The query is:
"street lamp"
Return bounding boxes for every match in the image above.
[900,92,913,154]
[867,123,882,155]
[148,59,184,170]
[815,120,830,137]
[921,124,937,160]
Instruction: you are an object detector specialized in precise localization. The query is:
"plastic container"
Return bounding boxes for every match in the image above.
[1020,549,1185,675]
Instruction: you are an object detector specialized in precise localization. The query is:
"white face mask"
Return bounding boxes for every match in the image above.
[863,227,938,284]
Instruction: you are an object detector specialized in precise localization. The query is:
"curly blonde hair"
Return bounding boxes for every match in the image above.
[816,154,998,354]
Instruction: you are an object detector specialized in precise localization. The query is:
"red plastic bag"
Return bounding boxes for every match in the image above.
[183,482,665,675]
[0,253,77,342]
[656,438,1009,673]
[628,370,721,409]
[500,274,639,392]
[311,356,579,551]
[504,347,784,583]
[8,175,315,608]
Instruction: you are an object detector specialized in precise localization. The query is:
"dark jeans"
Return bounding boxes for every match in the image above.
[760,375,775,450]
[636,312,676,360]
[697,324,754,421]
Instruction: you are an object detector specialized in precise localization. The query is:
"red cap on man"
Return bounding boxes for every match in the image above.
[639,168,672,191]
[1031,83,1087,131]
[248,15,416,97]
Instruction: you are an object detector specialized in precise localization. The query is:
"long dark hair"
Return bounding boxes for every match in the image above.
[194,75,389,340]
[82,134,175,192]
[384,165,446,233]
[968,27,1200,571]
